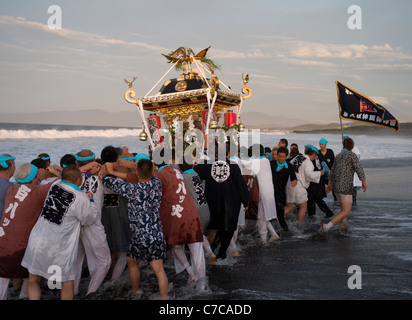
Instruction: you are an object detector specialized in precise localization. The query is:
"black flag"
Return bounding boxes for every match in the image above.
[336,81,399,131]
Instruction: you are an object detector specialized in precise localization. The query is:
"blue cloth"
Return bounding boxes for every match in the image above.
[276,160,288,172]
[319,138,328,145]
[15,165,37,184]
[157,164,169,172]
[74,152,96,162]
[0,156,15,168]
[305,144,319,154]
[60,181,82,192]
[135,153,150,161]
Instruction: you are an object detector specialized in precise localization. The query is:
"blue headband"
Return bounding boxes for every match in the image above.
[37,156,50,160]
[135,153,150,161]
[319,138,328,145]
[74,152,95,162]
[119,153,150,162]
[0,156,16,168]
[305,145,319,154]
[119,156,136,161]
[16,164,38,184]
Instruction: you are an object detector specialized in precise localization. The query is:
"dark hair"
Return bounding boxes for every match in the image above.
[249,144,264,158]
[100,145,119,164]
[277,146,289,156]
[279,139,288,147]
[304,148,317,156]
[137,159,153,179]
[290,143,298,148]
[290,148,299,159]
[60,154,76,168]
[343,137,354,151]
[61,164,81,183]
[37,153,50,161]
[75,149,95,167]
[31,158,47,169]
[264,147,271,154]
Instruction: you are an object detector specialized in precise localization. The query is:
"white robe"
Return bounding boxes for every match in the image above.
[287,155,321,205]
[75,174,110,295]
[241,157,277,221]
[21,181,99,281]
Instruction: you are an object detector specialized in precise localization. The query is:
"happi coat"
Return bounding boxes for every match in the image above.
[21,181,99,281]
[102,175,167,262]
[181,169,210,233]
[194,159,251,233]
[0,183,51,278]
[155,165,204,251]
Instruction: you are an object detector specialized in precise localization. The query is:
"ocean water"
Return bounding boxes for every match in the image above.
[1,122,412,166]
[1,122,412,301]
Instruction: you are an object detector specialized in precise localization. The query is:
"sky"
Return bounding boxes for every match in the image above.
[0,0,411,126]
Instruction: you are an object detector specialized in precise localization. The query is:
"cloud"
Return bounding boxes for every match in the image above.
[0,16,168,53]
[252,36,412,62]
[370,96,390,106]
[356,63,412,74]
[280,57,338,68]
[401,99,412,105]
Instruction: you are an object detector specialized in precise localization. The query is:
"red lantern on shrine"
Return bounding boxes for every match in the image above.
[224,112,237,128]
[147,114,163,146]
[202,109,216,126]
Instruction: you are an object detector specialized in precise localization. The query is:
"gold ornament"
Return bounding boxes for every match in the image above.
[175,80,188,92]
[209,120,219,129]
[139,128,148,141]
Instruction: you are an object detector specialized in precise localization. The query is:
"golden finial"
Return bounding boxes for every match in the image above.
[242,73,249,86]
[124,76,137,89]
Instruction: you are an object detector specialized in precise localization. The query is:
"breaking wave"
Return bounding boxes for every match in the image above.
[0,128,142,140]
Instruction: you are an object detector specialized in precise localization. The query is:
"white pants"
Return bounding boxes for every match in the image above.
[257,206,279,241]
[0,278,9,300]
[74,223,111,296]
[0,278,28,300]
[172,242,205,282]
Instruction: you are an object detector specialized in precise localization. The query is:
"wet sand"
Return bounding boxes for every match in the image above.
[204,160,412,301]
[10,159,412,311]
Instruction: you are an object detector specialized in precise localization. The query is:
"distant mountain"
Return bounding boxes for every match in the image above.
[1,109,409,135]
[0,109,316,129]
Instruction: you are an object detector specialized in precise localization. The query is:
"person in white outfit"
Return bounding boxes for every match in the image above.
[21,165,99,300]
[241,145,280,244]
[73,149,111,297]
[284,145,324,223]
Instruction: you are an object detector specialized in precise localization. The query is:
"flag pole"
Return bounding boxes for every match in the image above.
[336,81,344,142]
[339,113,344,142]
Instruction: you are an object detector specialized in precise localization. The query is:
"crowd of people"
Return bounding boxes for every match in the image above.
[0,135,367,300]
